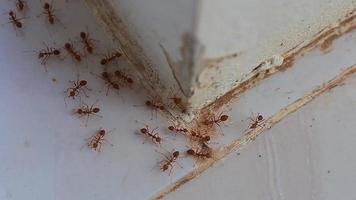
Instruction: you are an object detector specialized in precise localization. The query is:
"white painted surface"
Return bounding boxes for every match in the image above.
[166,72,356,200]
[0,1,195,200]
[0,1,355,200]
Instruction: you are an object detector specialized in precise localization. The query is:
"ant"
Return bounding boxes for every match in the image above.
[139,125,162,145]
[64,42,82,62]
[168,89,186,113]
[37,43,61,65]
[16,0,26,12]
[157,150,180,175]
[114,70,133,85]
[40,1,56,25]
[7,10,23,28]
[248,113,264,129]
[75,101,102,126]
[145,100,165,111]
[203,112,229,135]
[79,31,96,54]
[203,112,229,127]
[168,125,188,134]
[91,71,120,96]
[65,78,89,100]
[100,51,122,65]
[87,128,113,152]
[190,130,210,143]
[186,148,212,159]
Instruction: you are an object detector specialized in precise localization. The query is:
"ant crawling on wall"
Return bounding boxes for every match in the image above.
[64,74,90,102]
[86,128,114,152]
[74,100,102,126]
[139,125,162,145]
[247,113,264,130]
[186,148,212,159]
[156,149,181,176]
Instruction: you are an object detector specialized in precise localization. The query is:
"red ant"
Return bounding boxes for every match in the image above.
[16,0,26,11]
[157,150,180,175]
[203,112,229,133]
[248,113,264,129]
[37,43,61,65]
[167,89,186,112]
[79,31,96,54]
[40,1,56,25]
[65,78,89,100]
[145,100,165,111]
[139,125,162,144]
[64,42,82,62]
[87,128,113,152]
[100,51,122,65]
[91,71,120,96]
[7,11,23,28]
[114,70,133,85]
[187,148,212,159]
[168,125,188,134]
[75,101,102,126]
[190,130,210,143]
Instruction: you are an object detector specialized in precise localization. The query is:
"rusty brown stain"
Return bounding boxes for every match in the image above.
[319,33,339,53]
[152,64,356,200]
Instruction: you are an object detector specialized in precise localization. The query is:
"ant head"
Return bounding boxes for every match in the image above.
[64,43,71,49]
[204,136,211,142]
[173,97,181,104]
[44,3,50,9]
[173,151,180,158]
[92,143,98,148]
[168,126,175,131]
[115,52,122,57]
[49,17,54,24]
[75,55,81,61]
[69,91,75,97]
[220,115,228,121]
[77,109,83,114]
[113,84,119,89]
[140,128,147,134]
[99,129,106,136]
[79,80,87,86]
[87,47,93,53]
[145,101,151,106]
[9,11,14,16]
[127,78,133,84]
[159,106,165,111]
[100,59,107,65]
[257,115,263,121]
[16,22,22,28]
[156,137,161,143]
[101,71,109,78]
[80,32,86,39]
[187,149,195,155]
[93,108,100,113]
[54,49,60,55]
[38,52,44,58]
